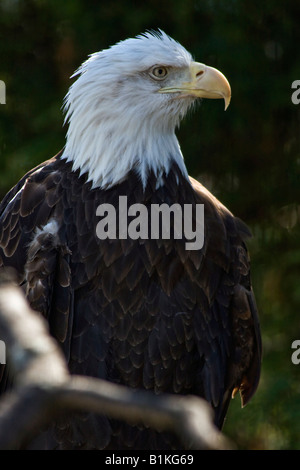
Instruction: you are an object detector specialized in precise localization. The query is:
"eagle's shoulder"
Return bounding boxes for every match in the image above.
[189,175,252,238]
[0,153,70,275]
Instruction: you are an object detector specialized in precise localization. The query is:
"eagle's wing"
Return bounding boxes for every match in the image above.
[0,156,73,382]
[0,156,112,449]
[189,176,262,428]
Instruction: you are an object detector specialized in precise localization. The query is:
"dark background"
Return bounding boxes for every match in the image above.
[0,0,300,449]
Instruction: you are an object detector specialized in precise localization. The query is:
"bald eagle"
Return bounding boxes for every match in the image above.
[0,31,261,449]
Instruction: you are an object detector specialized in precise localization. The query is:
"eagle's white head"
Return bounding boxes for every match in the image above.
[62,30,231,189]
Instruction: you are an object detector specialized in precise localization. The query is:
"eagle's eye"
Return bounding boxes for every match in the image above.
[149,66,168,80]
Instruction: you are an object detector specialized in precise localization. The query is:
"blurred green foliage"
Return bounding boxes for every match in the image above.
[0,0,300,449]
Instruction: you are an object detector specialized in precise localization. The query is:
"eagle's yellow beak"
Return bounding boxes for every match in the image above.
[159,61,231,110]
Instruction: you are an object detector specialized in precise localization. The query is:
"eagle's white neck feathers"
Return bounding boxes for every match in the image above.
[61,31,194,189]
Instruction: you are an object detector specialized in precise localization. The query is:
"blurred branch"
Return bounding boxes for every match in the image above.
[0,270,233,450]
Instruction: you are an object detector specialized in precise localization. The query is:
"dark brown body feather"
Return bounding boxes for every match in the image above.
[0,153,261,449]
